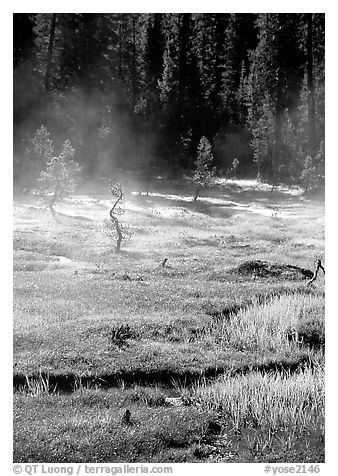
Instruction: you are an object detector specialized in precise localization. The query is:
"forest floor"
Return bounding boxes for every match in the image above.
[13,177,325,463]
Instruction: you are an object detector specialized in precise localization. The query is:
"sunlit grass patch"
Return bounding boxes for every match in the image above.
[221,293,324,352]
[193,365,324,433]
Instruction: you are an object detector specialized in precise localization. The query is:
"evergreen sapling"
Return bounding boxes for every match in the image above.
[38,139,81,219]
[192,136,215,201]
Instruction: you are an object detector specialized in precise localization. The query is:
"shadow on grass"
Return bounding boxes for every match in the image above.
[13,353,315,394]
[129,186,316,221]
[132,194,240,219]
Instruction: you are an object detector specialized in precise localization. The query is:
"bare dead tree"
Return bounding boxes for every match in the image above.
[103,183,133,252]
[109,183,124,252]
[307,259,325,285]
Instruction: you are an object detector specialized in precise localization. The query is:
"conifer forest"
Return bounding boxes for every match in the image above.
[14,13,324,185]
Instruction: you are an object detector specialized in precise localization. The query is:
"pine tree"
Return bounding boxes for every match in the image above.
[14,13,324,186]
[38,138,81,219]
[246,14,305,183]
[22,125,54,184]
[14,14,44,160]
[300,155,318,192]
[221,14,257,127]
[192,136,215,200]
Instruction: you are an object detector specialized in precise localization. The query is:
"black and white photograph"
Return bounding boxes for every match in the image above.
[12,5,326,468]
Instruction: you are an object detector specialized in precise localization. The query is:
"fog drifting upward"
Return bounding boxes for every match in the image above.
[14,60,254,191]
[14,73,165,189]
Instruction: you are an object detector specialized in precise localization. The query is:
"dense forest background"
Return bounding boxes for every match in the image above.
[13,13,325,186]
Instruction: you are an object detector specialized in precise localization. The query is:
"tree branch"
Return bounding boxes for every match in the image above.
[307,259,325,285]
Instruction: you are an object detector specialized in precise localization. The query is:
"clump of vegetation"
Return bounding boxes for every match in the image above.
[23,373,56,396]
[192,136,215,201]
[38,138,81,219]
[109,324,136,347]
[102,183,133,252]
[292,305,325,349]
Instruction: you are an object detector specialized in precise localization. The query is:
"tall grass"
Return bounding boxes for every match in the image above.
[220,293,324,353]
[193,365,324,433]
[21,373,57,396]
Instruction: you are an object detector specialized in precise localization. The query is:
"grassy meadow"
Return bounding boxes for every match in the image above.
[13,177,325,463]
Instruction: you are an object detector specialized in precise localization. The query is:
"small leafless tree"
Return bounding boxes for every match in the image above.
[109,183,123,251]
[103,183,132,252]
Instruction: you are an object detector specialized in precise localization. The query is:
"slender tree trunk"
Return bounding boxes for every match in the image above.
[307,13,317,157]
[272,107,282,186]
[271,140,277,188]
[131,14,137,108]
[118,20,123,80]
[44,13,57,125]
[193,185,200,201]
[178,14,189,109]
[256,155,261,181]
[109,214,123,251]
[79,14,96,174]
[109,186,124,252]
[48,181,60,220]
